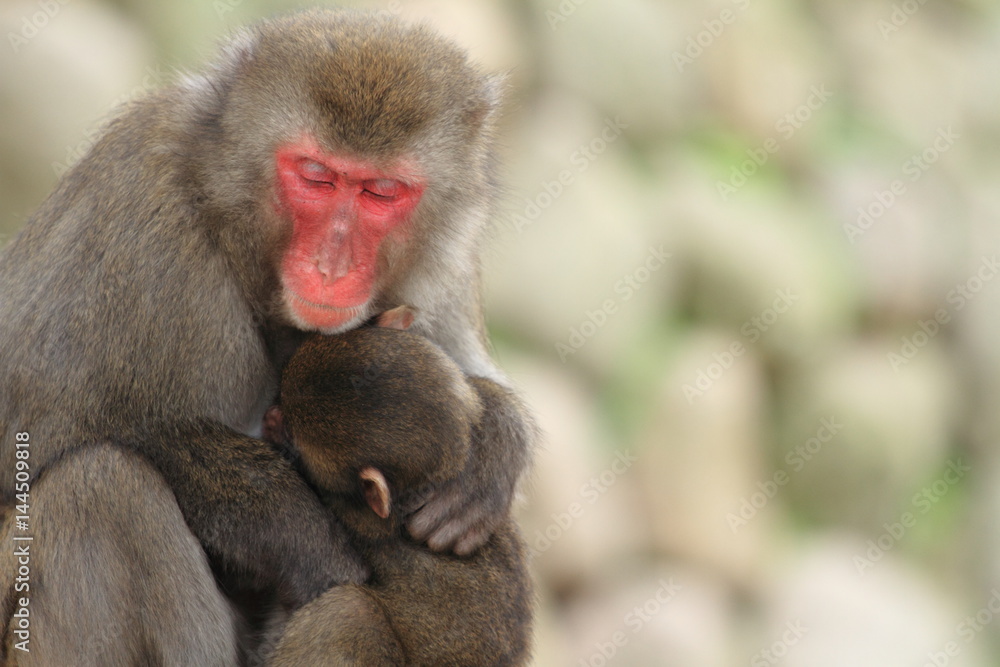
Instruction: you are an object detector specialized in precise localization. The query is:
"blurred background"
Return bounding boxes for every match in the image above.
[2,0,999,664]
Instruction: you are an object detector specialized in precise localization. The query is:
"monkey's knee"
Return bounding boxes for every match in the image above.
[269,584,404,666]
[0,444,238,666]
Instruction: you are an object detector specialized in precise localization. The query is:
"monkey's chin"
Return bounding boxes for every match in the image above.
[285,292,369,334]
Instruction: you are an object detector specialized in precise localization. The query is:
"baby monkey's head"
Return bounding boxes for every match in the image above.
[278,307,483,523]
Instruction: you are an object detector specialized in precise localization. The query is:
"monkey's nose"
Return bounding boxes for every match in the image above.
[314,246,354,285]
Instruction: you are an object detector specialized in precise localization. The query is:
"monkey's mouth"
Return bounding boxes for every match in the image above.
[286,291,368,332]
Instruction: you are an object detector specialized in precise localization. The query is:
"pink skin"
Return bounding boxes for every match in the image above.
[275,137,425,331]
[261,405,288,448]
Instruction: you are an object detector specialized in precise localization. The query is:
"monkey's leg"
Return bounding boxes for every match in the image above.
[0,443,238,666]
[265,585,404,667]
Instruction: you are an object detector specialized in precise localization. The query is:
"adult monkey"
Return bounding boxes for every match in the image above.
[0,9,534,665]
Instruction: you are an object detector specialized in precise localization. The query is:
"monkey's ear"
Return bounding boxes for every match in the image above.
[359,467,392,519]
[375,306,417,330]
[261,405,292,447]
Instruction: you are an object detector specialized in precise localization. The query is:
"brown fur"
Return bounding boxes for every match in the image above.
[267,327,532,666]
[0,9,533,664]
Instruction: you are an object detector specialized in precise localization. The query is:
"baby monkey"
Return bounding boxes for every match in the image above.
[263,306,533,666]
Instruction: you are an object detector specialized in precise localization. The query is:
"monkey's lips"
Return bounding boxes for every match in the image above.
[285,291,367,332]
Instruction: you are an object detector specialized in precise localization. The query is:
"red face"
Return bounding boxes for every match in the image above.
[275,138,424,331]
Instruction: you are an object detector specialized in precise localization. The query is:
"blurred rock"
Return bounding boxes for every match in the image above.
[531,590,567,667]
[486,92,674,373]
[951,169,1000,408]
[818,146,968,321]
[635,330,770,584]
[970,463,1000,596]
[390,0,522,72]
[650,149,862,362]
[953,185,1000,596]
[535,0,697,138]
[0,0,152,239]
[503,350,648,596]
[111,0,236,66]
[562,566,736,667]
[755,536,989,667]
[778,337,960,531]
[961,27,1000,138]
[706,0,838,146]
[811,0,970,145]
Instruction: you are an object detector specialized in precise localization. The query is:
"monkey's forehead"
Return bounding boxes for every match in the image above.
[253,11,473,78]
[226,9,484,149]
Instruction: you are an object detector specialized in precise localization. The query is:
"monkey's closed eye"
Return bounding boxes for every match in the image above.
[299,159,335,186]
[363,179,403,201]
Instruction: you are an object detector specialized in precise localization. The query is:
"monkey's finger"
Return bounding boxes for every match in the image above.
[407,507,446,542]
[406,488,462,541]
[425,517,469,552]
[425,505,494,553]
[453,523,491,556]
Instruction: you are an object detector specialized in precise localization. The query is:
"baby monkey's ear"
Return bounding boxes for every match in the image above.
[359,467,392,519]
[262,405,292,447]
[375,305,417,330]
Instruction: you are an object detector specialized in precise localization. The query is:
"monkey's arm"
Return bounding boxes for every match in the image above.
[406,377,535,555]
[133,421,368,609]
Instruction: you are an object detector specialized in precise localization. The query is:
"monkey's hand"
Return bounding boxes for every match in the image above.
[406,378,534,555]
